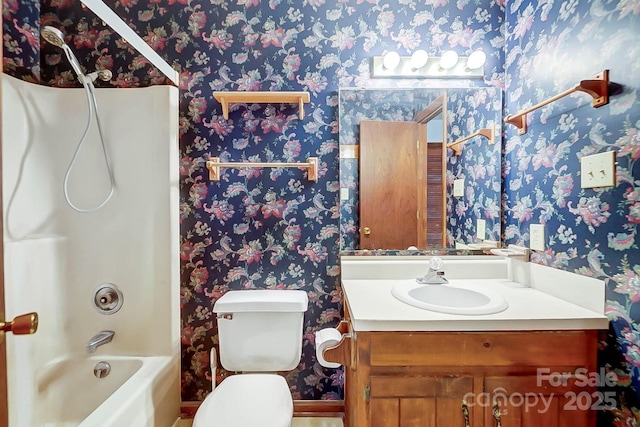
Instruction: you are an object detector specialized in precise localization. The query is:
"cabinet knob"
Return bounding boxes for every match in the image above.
[363,227,371,235]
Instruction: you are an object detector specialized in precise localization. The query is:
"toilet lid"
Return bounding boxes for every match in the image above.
[193,374,293,427]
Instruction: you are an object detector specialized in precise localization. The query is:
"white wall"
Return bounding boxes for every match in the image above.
[2,75,180,422]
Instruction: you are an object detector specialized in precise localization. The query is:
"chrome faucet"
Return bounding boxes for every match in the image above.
[416,257,449,285]
[86,330,115,353]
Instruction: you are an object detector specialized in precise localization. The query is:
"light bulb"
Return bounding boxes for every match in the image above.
[466,50,487,70]
[382,51,401,70]
[439,50,459,70]
[410,50,429,70]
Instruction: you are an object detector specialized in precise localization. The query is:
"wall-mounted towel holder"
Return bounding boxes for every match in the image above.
[505,69,610,135]
[206,157,318,182]
[447,124,495,156]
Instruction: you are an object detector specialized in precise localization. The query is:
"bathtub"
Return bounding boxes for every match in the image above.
[33,355,179,427]
[3,76,180,427]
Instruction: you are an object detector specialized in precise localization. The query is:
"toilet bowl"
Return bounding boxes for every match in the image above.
[193,374,293,427]
[192,289,308,427]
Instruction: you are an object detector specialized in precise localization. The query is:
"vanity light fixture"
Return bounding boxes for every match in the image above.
[382,51,401,70]
[439,50,459,70]
[466,50,487,70]
[371,49,485,79]
[410,50,429,70]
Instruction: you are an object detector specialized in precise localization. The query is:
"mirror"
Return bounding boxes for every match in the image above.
[339,86,502,252]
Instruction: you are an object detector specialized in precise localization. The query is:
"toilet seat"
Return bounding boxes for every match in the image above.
[192,374,293,427]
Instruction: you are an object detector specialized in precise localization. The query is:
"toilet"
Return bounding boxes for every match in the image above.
[193,289,309,427]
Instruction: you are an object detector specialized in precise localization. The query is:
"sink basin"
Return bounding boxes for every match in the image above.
[392,282,508,315]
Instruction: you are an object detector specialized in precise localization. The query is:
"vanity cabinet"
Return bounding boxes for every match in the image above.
[342,328,598,427]
[367,374,475,426]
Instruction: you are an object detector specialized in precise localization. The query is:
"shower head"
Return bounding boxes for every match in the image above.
[41,26,66,48]
[40,26,86,81]
[40,26,112,84]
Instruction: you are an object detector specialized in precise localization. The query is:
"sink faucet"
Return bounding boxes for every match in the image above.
[86,330,115,353]
[416,257,449,285]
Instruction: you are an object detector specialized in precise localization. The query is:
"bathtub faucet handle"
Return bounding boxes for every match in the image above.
[0,312,39,335]
[86,330,115,354]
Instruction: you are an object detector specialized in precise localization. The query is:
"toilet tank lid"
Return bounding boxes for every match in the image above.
[214,290,308,313]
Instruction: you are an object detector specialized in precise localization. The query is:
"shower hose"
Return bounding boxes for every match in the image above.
[63,77,115,213]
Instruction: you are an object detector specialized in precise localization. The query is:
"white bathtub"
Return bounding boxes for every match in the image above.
[3,76,181,427]
[33,355,179,427]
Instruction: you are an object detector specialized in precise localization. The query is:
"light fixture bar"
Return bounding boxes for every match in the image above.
[371,55,484,79]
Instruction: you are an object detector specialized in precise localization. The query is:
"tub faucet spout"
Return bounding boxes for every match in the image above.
[86,330,115,353]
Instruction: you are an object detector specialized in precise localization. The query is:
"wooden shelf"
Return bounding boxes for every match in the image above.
[213,91,311,120]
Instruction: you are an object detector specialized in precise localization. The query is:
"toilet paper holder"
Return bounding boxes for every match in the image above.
[318,320,353,369]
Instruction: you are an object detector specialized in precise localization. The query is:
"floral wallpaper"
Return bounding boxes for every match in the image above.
[503,1,640,425]
[2,0,39,82]
[338,86,502,250]
[5,0,640,424]
[446,86,502,245]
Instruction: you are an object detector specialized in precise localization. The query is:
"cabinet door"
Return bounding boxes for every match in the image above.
[484,376,595,427]
[369,375,474,427]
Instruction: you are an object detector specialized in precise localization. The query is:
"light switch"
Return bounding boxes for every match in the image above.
[340,188,350,201]
[453,178,464,198]
[476,219,486,240]
[580,151,616,189]
[530,224,545,251]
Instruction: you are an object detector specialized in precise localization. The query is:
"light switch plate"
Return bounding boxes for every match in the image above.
[530,224,545,251]
[340,188,349,201]
[581,151,616,189]
[453,178,464,198]
[476,219,486,240]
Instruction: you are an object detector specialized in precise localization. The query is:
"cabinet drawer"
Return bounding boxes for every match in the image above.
[370,375,473,398]
[369,331,596,367]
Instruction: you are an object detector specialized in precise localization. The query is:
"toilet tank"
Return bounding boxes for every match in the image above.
[213,290,308,372]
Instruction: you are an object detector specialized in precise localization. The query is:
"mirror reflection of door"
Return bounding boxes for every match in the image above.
[359,120,426,249]
[359,99,446,250]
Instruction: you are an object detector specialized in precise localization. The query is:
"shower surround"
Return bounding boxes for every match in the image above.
[2,75,180,426]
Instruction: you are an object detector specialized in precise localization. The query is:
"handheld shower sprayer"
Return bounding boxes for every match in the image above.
[41,26,112,83]
[41,26,85,79]
[39,26,116,213]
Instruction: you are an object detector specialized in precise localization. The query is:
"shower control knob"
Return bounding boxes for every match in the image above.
[0,312,39,335]
[93,283,124,315]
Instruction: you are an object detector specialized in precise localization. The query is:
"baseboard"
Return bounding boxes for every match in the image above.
[293,400,345,417]
[180,400,345,419]
[180,402,199,419]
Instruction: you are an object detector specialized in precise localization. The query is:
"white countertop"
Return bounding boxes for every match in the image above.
[342,277,609,332]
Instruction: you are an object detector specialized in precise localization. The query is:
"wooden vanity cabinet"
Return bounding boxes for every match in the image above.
[343,328,598,427]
